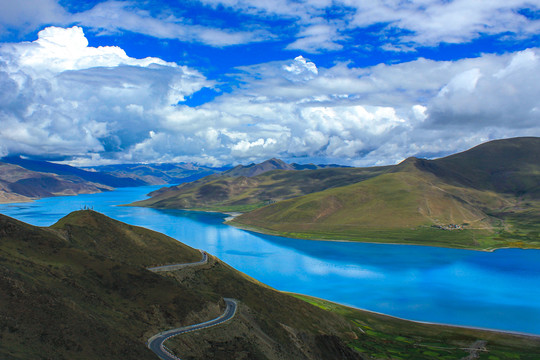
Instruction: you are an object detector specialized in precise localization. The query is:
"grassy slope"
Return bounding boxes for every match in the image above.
[162,256,362,360]
[230,163,512,249]
[0,211,209,360]
[0,211,361,360]
[131,166,390,212]
[231,138,540,250]
[293,295,540,360]
[419,137,540,198]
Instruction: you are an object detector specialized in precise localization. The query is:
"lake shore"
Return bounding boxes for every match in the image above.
[226,218,540,252]
[3,186,539,336]
[287,292,540,338]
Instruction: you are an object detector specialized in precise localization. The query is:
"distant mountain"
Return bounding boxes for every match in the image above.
[0,161,113,203]
[221,158,346,178]
[0,156,232,203]
[2,211,537,359]
[131,159,366,212]
[221,158,296,177]
[86,162,228,185]
[2,156,145,187]
[232,137,540,250]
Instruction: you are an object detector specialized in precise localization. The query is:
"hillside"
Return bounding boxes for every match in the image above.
[0,211,360,359]
[417,137,540,198]
[1,211,538,359]
[231,137,540,249]
[0,161,114,203]
[131,165,388,212]
[136,158,351,209]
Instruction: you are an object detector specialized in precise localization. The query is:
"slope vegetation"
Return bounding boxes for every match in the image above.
[231,137,540,249]
[0,211,360,359]
[132,165,388,212]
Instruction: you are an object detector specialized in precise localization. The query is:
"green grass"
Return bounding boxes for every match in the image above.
[231,222,508,249]
[231,219,540,251]
[293,294,540,360]
[231,160,540,250]
[130,166,389,211]
[0,211,361,360]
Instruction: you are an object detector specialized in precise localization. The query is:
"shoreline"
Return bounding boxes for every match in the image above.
[4,194,540,339]
[287,292,540,339]
[129,204,539,252]
[225,219,540,253]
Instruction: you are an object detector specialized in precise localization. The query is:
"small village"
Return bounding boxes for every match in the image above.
[431,223,465,231]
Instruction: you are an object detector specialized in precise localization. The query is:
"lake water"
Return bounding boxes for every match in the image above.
[1,186,539,335]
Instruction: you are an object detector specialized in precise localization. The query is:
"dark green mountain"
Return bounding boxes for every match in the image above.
[416,137,540,197]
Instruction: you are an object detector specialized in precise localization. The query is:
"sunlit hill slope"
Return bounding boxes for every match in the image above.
[232,137,540,249]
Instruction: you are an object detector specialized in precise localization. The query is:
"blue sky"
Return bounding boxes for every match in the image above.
[0,0,539,166]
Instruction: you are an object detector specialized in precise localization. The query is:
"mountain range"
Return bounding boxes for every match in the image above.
[0,157,148,203]
[132,137,540,250]
[0,157,228,203]
[85,162,229,185]
[0,160,113,203]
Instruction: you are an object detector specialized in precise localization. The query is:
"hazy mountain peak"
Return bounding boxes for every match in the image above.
[223,158,295,177]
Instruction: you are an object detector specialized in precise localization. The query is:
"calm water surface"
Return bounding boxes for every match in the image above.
[1,186,539,335]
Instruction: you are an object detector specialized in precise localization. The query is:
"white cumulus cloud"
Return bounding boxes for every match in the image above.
[0,26,211,161]
[1,26,539,167]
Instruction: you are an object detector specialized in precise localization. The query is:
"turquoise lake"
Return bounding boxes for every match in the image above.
[1,185,539,335]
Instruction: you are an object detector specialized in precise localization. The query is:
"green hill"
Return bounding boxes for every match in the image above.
[230,137,540,250]
[1,211,538,359]
[416,137,540,198]
[0,211,359,359]
[131,165,389,212]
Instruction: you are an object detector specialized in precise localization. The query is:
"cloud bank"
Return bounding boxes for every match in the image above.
[1,27,539,166]
[198,0,540,52]
[2,1,538,52]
